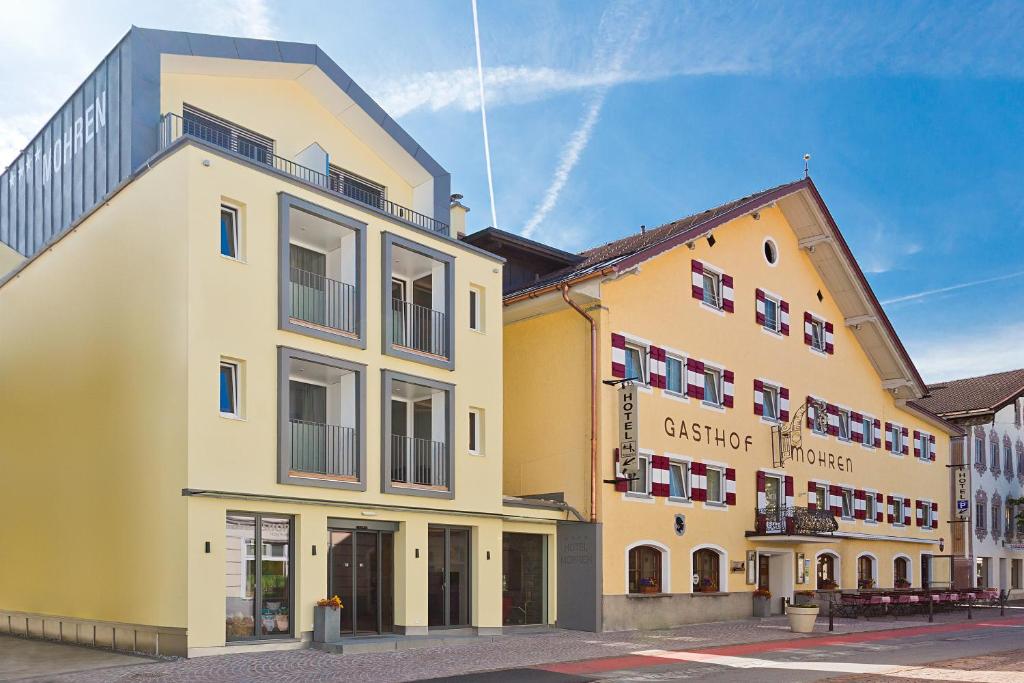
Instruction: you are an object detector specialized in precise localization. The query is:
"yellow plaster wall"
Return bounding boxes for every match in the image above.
[0,155,191,628]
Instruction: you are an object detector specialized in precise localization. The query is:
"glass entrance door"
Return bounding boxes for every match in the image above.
[428,526,471,628]
[758,554,771,591]
[329,529,394,636]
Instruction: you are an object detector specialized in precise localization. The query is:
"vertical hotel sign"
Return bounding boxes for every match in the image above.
[955,464,970,521]
[618,384,639,478]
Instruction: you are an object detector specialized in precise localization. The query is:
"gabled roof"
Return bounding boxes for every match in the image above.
[504,177,930,403]
[918,369,1024,420]
[462,227,584,267]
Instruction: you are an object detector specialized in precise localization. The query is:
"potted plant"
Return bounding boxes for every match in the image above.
[639,577,658,594]
[894,579,911,590]
[786,590,819,633]
[752,588,772,617]
[313,595,344,644]
[818,579,838,591]
[858,578,874,590]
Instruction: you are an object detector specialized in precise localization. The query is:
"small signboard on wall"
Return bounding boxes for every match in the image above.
[746,550,757,584]
[618,384,639,478]
[955,465,970,521]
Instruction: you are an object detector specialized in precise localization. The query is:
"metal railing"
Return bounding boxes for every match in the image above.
[290,420,358,478]
[289,267,359,334]
[391,298,449,357]
[390,434,448,488]
[159,112,449,234]
[754,506,838,535]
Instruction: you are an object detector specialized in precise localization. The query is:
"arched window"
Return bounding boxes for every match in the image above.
[693,548,721,592]
[628,545,663,594]
[816,553,837,589]
[894,557,909,587]
[857,555,876,589]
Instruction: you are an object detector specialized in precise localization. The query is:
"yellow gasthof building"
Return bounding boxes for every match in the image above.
[0,28,563,656]
[467,178,963,631]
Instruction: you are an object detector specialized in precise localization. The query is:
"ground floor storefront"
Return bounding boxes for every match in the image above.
[971,552,1024,597]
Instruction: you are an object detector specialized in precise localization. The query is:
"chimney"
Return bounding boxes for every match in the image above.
[449,194,469,237]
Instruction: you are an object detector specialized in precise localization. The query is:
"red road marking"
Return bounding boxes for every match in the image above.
[539,616,1024,675]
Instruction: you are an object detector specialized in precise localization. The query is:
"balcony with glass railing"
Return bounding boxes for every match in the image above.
[389,242,450,359]
[388,378,449,490]
[287,359,359,482]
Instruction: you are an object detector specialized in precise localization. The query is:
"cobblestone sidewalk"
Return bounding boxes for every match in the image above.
[9,611,996,683]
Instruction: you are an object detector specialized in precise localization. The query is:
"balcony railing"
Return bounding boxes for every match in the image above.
[159,112,449,234]
[290,419,358,478]
[390,434,448,488]
[391,298,449,358]
[289,267,359,334]
[753,506,838,536]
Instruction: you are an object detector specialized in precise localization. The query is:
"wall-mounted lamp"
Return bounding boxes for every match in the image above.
[204,541,211,554]
[415,548,420,559]
[486,551,491,560]
[312,545,317,556]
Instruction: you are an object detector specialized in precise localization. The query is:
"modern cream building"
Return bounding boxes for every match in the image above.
[0,27,562,657]
[468,178,962,631]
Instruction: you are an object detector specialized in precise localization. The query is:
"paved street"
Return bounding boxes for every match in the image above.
[3,609,1023,682]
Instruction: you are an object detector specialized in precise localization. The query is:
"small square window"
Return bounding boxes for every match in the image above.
[219,360,240,417]
[894,498,906,524]
[468,408,483,455]
[815,484,828,509]
[702,271,722,309]
[221,205,240,259]
[866,493,877,521]
[469,286,484,332]
[669,461,689,500]
[838,409,851,441]
[891,426,904,455]
[706,467,724,504]
[763,296,779,332]
[811,319,826,352]
[628,455,650,495]
[762,385,779,421]
[841,489,855,519]
[665,356,684,394]
[922,502,933,527]
[624,344,647,384]
[703,368,722,407]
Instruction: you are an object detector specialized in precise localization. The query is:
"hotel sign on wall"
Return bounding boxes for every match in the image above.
[955,466,970,520]
[618,384,639,478]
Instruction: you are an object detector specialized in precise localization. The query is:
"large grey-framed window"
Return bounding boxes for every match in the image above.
[381,369,455,499]
[278,347,367,491]
[278,193,367,348]
[382,232,455,370]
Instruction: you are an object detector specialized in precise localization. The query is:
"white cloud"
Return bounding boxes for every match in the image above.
[910,323,1024,383]
[206,0,276,40]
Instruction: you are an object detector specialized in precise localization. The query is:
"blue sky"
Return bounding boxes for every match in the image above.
[2,1,1023,381]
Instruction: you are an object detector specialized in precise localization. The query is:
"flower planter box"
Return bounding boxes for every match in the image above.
[313,605,341,644]
[786,603,819,633]
[752,596,772,617]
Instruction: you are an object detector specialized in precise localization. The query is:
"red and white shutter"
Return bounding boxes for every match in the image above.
[785,475,794,508]
[691,260,704,300]
[807,481,818,511]
[726,468,736,505]
[686,358,705,400]
[691,462,707,502]
[827,403,839,436]
[824,321,835,354]
[779,387,790,422]
[756,471,767,509]
[931,502,939,529]
[854,489,866,520]
[755,289,766,326]
[851,412,864,443]
[803,312,814,346]
[901,427,910,456]
[929,435,937,462]
[780,300,790,336]
[873,419,882,448]
[753,379,764,416]
[885,422,893,451]
[829,485,842,516]
[722,369,735,408]
[806,396,817,429]
[651,455,670,497]
[903,497,912,526]
[649,346,666,389]
[875,493,884,522]
[915,500,923,527]
[913,431,922,458]
[887,495,895,523]
[614,448,628,492]
[611,333,626,378]
[721,274,735,313]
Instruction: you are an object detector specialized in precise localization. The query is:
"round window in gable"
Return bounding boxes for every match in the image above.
[763,238,778,265]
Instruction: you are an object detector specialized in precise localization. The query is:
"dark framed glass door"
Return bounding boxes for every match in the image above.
[329,529,394,636]
[428,526,471,628]
[225,513,293,642]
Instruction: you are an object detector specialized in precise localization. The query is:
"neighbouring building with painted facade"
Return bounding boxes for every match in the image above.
[467,178,962,631]
[0,27,565,657]
[918,370,1024,597]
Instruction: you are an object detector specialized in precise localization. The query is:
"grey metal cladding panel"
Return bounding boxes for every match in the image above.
[186,33,240,59]
[379,116,422,162]
[132,27,191,55]
[106,47,121,189]
[234,37,282,61]
[94,64,109,201]
[345,81,389,124]
[556,521,602,632]
[0,170,8,247]
[117,40,131,185]
[276,40,317,64]
[129,34,161,171]
[313,47,353,92]
[83,77,96,211]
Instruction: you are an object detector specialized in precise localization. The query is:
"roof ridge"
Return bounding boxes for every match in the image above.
[927,367,1024,388]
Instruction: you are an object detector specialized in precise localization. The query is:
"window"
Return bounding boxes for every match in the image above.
[381,369,454,498]
[894,498,906,525]
[220,205,240,259]
[703,368,722,407]
[992,502,1002,536]
[812,400,827,435]
[220,360,240,417]
[1006,444,1014,476]
[628,545,663,594]
[763,296,779,332]
[624,344,647,384]
[863,417,875,446]
[817,553,837,589]
[329,165,385,207]
[810,319,826,352]
[763,239,778,265]
[857,555,875,589]
[1013,560,1023,590]
[706,466,724,504]
[762,384,780,421]
[815,484,828,511]
[922,502,933,528]
[894,557,909,586]
[891,426,904,455]
[976,502,987,530]
[838,409,851,441]
[665,356,684,394]
[628,454,650,495]
[669,461,689,500]
[468,408,483,455]
[225,513,292,641]
[702,270,722,308]
[991,442,1000,469]
[975,435,984,461]
[865,493,877,521]
[184,104,274,163]
[469,286,483,332]
[841,488,855,519]
[693,548,721,592]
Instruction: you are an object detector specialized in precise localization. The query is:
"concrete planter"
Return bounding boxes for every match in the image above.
[752,596,772,617]
[313,606,341,644]
[786,603,819,633]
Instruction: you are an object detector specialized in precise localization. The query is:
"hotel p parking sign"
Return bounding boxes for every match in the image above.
[955,465,970,520]
[618,384,639,478]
